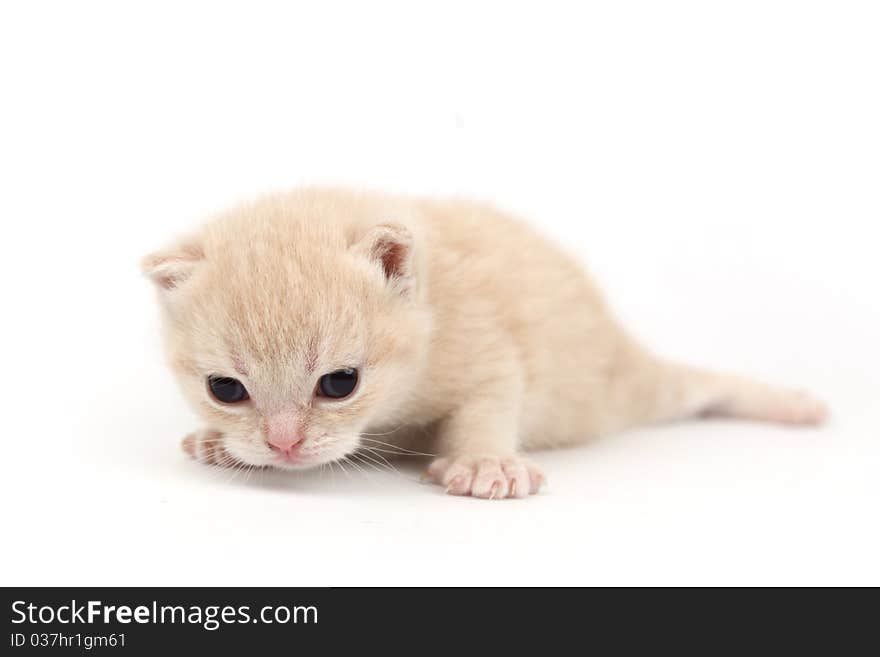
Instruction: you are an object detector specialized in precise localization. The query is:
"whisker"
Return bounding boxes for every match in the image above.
[359,437,436,457]
[231,461,251,485]
[354,449,422,483]
[358,426,404,437]
[357,448,400,475]
[359,445,433,458]
[341,455,373,479]
[335,458,352,480]
[349,452,385,475]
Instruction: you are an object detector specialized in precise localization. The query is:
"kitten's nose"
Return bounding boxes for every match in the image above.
[267,433,304,456]
[265,411,306,456]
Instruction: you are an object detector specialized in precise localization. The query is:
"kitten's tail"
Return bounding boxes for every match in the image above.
[603,333,828,431]
[644,358,829,428]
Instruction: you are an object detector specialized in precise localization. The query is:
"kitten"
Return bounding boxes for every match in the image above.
[142,188,827,499]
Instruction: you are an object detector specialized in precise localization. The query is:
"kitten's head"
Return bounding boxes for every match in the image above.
[142,191,431,470]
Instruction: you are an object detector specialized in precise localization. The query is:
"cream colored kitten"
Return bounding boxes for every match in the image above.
[142,188,827,499]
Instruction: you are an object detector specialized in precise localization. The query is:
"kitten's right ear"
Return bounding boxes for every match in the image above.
[140,240,204,290]
[353,223,416,297]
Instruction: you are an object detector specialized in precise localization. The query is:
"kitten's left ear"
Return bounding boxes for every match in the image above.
[141,239,204,291]
[353,223,416,296]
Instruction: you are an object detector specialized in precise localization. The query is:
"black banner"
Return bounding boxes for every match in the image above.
[2,587,876,653]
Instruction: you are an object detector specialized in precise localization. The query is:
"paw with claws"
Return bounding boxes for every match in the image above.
[181,429,240,467]
[426,455,545,499]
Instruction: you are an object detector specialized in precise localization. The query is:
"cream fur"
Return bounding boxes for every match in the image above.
[144,188,827,499]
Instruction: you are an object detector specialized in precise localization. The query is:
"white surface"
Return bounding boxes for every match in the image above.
[1,1,878,586]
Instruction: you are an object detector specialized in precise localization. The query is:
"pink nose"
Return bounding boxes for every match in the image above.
[265,412,306,457]
[267,433,305,455]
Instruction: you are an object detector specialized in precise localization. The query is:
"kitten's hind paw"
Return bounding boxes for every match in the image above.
[426,455,545,500]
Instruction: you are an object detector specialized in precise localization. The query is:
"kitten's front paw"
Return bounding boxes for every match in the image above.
[426,455,545,499]
[182,429,237,467]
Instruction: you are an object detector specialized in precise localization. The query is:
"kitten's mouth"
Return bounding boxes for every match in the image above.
[270,449,328,470]
[272,452,312,468]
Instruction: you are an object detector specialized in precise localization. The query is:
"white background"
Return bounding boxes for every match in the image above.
[1,1,878,586]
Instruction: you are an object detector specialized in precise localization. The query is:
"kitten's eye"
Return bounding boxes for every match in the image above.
[317,368,359,399]
[207,376,249,404]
